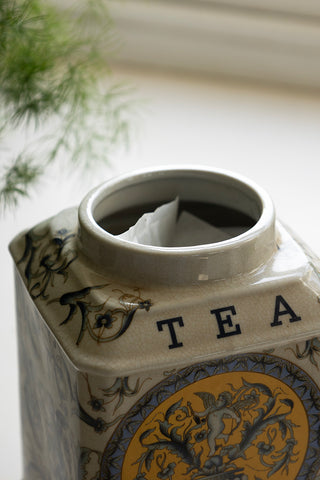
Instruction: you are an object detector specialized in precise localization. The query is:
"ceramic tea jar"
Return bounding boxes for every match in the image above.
[10,166,320,480]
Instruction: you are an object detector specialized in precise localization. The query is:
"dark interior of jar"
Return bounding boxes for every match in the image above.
[98,199,256,238]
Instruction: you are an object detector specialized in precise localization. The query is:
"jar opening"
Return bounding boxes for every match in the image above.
[98,200,256,245]
[92,170,263,248]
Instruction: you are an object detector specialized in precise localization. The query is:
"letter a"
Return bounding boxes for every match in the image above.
[270,295,301,327]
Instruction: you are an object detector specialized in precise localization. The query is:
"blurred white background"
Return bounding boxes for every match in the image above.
[3,2,320,476]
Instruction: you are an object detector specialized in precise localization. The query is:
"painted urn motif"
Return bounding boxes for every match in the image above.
[10,166,320,480]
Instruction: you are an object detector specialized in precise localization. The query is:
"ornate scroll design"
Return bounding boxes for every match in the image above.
[288,338,320,369]
[18,227,152,345]
[56,286,152,345]
[18,226,76,299]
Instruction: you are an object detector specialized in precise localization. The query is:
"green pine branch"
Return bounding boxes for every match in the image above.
[0,154,42,209]
[0,0,132,211]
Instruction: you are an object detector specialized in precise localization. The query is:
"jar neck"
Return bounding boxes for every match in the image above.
[78,166,276,286]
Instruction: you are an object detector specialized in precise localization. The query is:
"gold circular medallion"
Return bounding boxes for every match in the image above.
[101,354,320,480]
[123,371,308,480]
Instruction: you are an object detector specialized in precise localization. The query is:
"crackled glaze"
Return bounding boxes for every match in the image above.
[10,166,320,479]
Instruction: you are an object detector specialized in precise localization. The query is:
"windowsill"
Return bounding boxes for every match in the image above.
[108,0,320,89]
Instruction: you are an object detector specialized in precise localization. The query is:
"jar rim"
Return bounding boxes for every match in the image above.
[78,165,276,284]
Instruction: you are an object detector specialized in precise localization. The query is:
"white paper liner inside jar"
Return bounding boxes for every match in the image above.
[116,198,240,247]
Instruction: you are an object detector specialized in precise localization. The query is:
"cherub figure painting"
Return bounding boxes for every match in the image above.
[191,391,241,456]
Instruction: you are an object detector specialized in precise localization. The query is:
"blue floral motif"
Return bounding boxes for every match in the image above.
[257,441,274,456]
[157,462,176,479]
[88,396,105,412]
[94,311,115,329]
[195,429,207,443]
